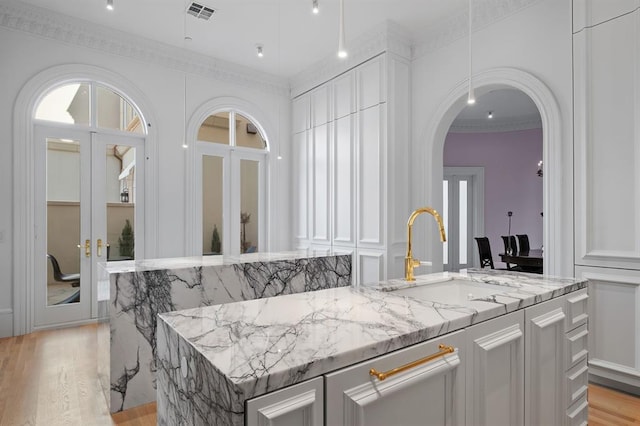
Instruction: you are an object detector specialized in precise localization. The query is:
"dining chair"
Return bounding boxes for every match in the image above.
[501,235,520,270]
[516,234,530,253]
[474,237,495,269]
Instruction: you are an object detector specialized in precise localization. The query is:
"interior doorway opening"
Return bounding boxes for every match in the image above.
[441,88,543,273]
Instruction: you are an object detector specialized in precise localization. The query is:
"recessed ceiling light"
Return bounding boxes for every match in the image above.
[106,0,114,11]
[488,111,493,119]
[256,45,264,58]
[312,0,319,14]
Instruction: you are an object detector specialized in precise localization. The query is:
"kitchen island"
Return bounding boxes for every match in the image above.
[97,249,352,413]
[157,269,589,426]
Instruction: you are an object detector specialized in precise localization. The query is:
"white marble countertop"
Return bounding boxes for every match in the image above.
[99,248,352,274]
[159,269,586,400]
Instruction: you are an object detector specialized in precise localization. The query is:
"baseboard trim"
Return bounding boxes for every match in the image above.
[32,318,98,333]
[589,359,640,393]
[0,308,14,338]
[590,375,640,397]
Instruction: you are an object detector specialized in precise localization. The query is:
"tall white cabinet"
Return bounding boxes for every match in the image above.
[573,0,640,392]
[293,53,411,285]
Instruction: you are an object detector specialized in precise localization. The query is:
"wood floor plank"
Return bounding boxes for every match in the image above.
[2,324,640,425]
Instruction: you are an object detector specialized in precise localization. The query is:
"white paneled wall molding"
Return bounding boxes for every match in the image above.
[293,52,410,285]
[573,0,640,394]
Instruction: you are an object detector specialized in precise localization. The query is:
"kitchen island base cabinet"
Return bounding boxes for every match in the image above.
[325,331,465,426]
[245,377,323,426]
[466,310,525,426]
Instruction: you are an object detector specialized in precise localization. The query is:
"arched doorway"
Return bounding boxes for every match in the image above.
[443,89,543,272]
[13,65,156,333]
[417,68,565,276]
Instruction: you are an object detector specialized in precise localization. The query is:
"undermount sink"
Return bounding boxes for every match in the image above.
[384,277,510,305]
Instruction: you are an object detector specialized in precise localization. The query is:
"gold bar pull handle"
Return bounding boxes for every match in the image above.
[369,344,455,381]
[77,239,91,258]
[97,239,103,257]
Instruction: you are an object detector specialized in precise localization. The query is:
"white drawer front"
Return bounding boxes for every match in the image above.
[565,289,589,332]
[566,323,589,369]
[565,357,588,407]
[566,393,588,426]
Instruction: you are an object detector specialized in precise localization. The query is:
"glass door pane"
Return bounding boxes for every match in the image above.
[240,159,259,253]
[106,144,136,261]
[203,155,224,255]
[46,138,82,306]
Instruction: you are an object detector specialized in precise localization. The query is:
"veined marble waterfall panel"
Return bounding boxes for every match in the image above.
[101,251,352,413]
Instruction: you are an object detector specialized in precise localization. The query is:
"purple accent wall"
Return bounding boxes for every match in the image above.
[444,129,543,269]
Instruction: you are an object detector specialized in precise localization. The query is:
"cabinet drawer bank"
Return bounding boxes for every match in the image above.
[156,269,588,426]
[96,249,352,413]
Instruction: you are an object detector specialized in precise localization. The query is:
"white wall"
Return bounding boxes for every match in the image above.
[0,25,291,336]
[410,0,574,276]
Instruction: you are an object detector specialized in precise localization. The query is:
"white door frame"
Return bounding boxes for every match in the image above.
[12,64,157,335]
[443,167,485,271]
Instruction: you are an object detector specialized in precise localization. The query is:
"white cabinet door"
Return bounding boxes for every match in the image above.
[576,265,640,389]
[357,55,386,110]
[574,8,640,270]
[573,0,639,32]
[246,377,323,426]
[311,85,331,127]
[293,131,310,247]
[524,296,567,426]
[311,123,331,245]
[333,114,356,247]
[325,330,465,426]
[357,104,386,249]
[333,71,356,120]
[466,310,525,426]
[292,95,310,134]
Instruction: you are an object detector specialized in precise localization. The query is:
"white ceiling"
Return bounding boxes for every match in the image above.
[17,0,539,129]
[19,0,467,77]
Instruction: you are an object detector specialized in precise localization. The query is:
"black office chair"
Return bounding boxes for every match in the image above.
[474,237,495,269]
[516,234,530,253]
[47,254,80,287]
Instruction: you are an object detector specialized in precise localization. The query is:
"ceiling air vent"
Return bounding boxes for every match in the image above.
[187,2,216,20]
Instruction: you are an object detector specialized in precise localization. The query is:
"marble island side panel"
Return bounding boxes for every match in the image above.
[98,249,352,413]
[156,269,587,426]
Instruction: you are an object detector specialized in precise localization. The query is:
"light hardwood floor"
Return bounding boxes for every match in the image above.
[1,324,639,425]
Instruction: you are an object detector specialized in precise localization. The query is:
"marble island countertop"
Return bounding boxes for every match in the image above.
[157,269,587,425]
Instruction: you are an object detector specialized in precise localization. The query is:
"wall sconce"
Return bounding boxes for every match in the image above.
[537,160,543,177]
[120,187,129,203]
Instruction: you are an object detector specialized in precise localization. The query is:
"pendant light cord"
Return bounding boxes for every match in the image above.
[467,0,475,104]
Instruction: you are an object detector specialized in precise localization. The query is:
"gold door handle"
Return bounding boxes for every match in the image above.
[97,239,103,257]
[77,239,91,257]
[369,344,455,381]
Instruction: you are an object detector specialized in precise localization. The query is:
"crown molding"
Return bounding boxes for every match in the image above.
[290,20,413,98]
[449,113,542,133]
[413,0,543,59]
[0,1,290,96]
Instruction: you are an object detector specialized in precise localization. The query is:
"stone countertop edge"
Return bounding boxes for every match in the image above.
[98,248,353,274]
[158,269,587,402]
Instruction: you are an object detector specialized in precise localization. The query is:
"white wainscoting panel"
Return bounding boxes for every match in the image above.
[574,8,640,269]
[576,265,640,388]
[333,72,356,120]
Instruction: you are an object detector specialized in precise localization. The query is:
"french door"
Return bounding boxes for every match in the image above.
[443,167,484,272]
[196,143,266,255]
[34,125,144,328]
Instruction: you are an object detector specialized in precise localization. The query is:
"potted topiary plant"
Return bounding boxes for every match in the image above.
[119,219,134,259]
[211,224,221,254]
